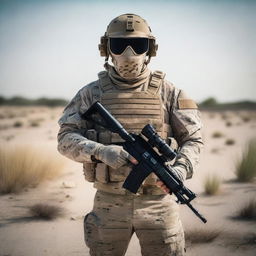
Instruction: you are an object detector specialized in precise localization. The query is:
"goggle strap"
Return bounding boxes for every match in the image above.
[145,56,151,65]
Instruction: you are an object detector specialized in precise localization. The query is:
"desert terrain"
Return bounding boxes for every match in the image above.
[0,106,255,256]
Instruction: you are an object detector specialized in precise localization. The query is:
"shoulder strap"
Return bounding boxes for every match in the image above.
[98,71,114,93]
[91,83,101,102]
[148,70,166,95]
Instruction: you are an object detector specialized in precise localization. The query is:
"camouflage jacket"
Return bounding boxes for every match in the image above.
[57,72,203,180]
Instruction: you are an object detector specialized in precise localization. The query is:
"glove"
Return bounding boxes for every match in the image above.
[94,144,133,169]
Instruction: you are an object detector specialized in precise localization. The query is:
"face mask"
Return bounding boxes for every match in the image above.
[110,46,147,80]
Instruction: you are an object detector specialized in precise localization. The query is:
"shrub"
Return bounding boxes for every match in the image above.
[209,113,215,119]
[200,97,218,107]
[0,95,68,106]
[0,124,9,130]
[185,229,221,244]
[29,203,64,220]
[204,174,221,195]
[29,118,44,127]
[226,121,232,127]
[242,233,256,245]
[236,198,256,220]
[235,140,256,182]
[7,113,15,118]
[225,139,235,145]
[0,145,64,194]
[221,113,229,120]
[13,120,23,128]
[212,131,224,138]
[241,116,250,123]
[35,98,68,107]
[30,121,40,127]
[211,148,220,154]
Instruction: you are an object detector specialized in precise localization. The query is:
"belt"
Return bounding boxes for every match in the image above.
[94,181,166,196]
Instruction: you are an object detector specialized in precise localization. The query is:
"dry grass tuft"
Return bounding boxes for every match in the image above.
[221,113,229,120]
[204,174,221,195]
[0,145,64,194]
[4,135,14,141]
[211,148,220,154]
[235,140,256,182]
[7,112,16,118]
[212,131,224,138]
[242,233,256,245]
[29,203,64,220]
[208,113,215,119]
[30,121,40,127]
[29,118,45,127]
[185,228,221,244]
[241,116,251,123]
[226,121,232,127]
[0,124,9,130]
[236,198,256,220]
[225,138,235,145]
[221,232,256,248]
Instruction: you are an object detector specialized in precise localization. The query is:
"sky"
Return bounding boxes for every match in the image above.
[0,0,255,102]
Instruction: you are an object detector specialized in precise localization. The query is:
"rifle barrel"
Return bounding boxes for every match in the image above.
[187,202,207,223]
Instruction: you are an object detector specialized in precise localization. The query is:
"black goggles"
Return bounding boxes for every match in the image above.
[109,38,149,55]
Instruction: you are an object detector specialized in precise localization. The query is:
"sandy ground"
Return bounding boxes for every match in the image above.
[0,106,255,256]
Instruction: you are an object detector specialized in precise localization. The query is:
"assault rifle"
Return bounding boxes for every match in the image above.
[82,101,207,223]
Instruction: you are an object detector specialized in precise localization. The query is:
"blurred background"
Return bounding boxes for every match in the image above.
[0,1,256,256]
[0,0,256,103]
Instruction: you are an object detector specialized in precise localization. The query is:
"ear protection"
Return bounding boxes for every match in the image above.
[149,38,158,57]
[98,34,108,57]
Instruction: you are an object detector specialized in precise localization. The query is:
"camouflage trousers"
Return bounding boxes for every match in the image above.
[84,190,185,256]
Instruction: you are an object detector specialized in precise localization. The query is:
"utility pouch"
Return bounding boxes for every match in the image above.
[83,162,97,182]
[85,129,98,142]
[95,163,109,184]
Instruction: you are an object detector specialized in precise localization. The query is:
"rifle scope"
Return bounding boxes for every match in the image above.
[141,124,176,160]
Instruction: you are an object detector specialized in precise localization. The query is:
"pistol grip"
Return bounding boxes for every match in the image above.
[123,163,152,194]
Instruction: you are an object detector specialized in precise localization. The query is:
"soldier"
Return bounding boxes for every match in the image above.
[57,13,203,256]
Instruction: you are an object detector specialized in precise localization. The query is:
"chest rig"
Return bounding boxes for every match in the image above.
[94,70,171,144]
[86,70,171,195]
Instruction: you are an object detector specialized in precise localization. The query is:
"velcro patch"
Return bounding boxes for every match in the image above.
[178,99,198,109]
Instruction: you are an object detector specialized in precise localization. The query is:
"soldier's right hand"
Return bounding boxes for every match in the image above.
[94,144,138,169]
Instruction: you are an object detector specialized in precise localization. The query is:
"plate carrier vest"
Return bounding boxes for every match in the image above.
[84,70,172,195]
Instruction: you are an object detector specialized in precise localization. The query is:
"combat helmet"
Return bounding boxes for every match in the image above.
[99,14,158,60]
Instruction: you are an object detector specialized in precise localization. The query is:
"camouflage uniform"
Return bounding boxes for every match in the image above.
[57,71,203,255]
